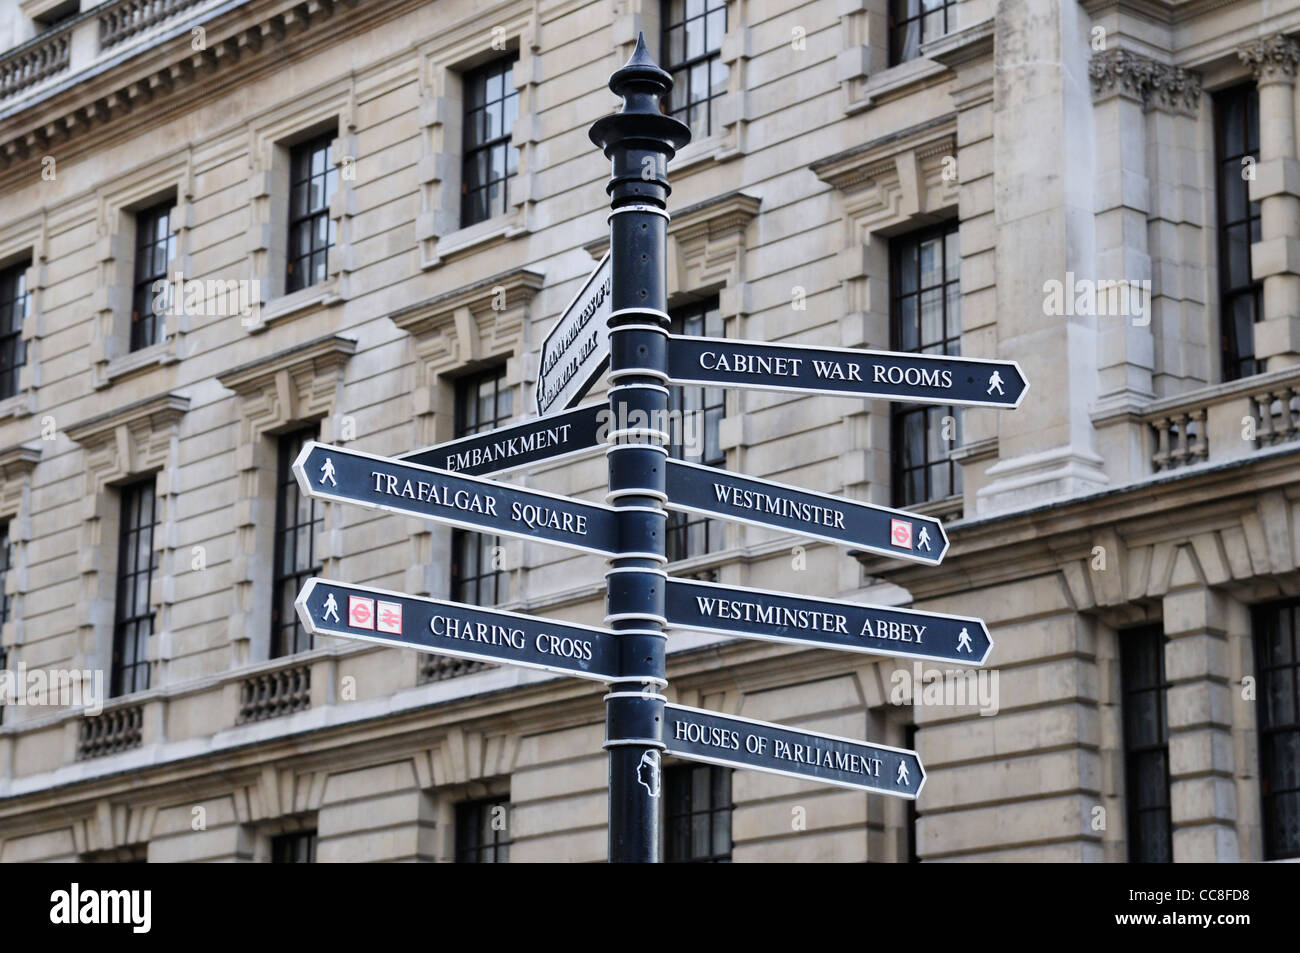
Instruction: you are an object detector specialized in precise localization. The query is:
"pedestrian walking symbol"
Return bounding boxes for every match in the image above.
[323,593,339,623]
[918,526,932,551]
[987,371,1004,396]
[957,627,973,654]
[896,761,911,786]
[320,456,337,486]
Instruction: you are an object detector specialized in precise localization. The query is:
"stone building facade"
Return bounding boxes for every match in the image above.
[0,0,1297,862]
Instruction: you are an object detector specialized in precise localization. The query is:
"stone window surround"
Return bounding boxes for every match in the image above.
[0,444,40,670]
[414,12,541,270]
[388,267,543,604]
[88,154,194,389]
[0,221,42,419]
[613,0,748,171]
[215,334,356,666]
[811,116,960,511]
[63,393,190,698]
[244,80,359,330]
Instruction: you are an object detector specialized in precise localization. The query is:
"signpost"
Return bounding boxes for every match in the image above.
[537,252,613,416]
[667,334,1029,408]
[400,403,605,476]
[291,37,1027,862]
[663,704,925,798]
[296,578,623,682]
[664,458,949,565]
[292,441,620,557]
[664,577,992,665]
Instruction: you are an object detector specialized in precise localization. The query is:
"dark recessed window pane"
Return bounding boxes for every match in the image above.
[286,132,337,294]
[665,764,731,862]
[1254,599,1300,860]
[455,797,511,862]
[890,221,962,507]
[889,0,954,66]
[271,428,321,658]
[1121,625,1172,862]
[130,200,174,352]
[461,58,520,228]
[662,0,727,139]
[1214,85,1262,382]
[112,480,158,696]
[451,367,512,606]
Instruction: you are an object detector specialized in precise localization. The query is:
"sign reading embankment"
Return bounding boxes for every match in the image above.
[293,442,619,556]
[296,578,621,682]
[400,403,605,476]
[663,704,925,798]
[667,334,1029,408]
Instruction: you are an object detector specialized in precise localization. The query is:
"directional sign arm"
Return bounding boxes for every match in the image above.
[296,578,621,682]
[667,334,1029,408]
[664,577,992,665]
[293,441,620,557]
[664,458,948,566]
[663,704,925,798]
[399,403,606,476]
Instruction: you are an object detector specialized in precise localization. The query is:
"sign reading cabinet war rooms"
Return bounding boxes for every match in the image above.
[292,37,1026,862]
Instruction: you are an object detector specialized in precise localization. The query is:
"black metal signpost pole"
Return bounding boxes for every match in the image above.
[590,36,690,864]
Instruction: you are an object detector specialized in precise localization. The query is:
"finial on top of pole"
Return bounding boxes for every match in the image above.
[589,32,691,165]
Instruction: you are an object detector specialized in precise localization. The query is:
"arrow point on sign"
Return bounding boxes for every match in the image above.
[294,576,319,632]
[1010,359,1030,409]
[913,756,928,800]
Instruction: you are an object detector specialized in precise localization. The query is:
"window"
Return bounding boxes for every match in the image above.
[461,58,519,228]
[890,223,961,507]
[1213,85,1262,382]
[662,0,728,141]
[665,763,732,862]
[1120,625,1172,863]
[286,132,338,294]
[0,260,29,400]
[111,480,158,697]
[667,300,726,563]
[1254,599,1300,860]
[270,830,317,863]
[130,201,174,352]
[450,368,512,605]
[0,526,10,725]
[271,428,322,658]
[888,0,958,66]
[455,797,511,862]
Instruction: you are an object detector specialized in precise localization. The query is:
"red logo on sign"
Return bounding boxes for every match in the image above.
[377,600,402,634]
[890,519,913,549]
[348,596,375,629]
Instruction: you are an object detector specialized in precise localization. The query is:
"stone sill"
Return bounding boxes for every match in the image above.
[249,279,341,331]
[423,209,528,269]
[846,57,948,114]
[95,337,178,389]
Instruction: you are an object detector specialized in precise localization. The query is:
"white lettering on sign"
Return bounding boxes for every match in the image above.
[371,471,500,515]
[711,483,846,528]
[692,595,848,634]
[859,618,926,644]
[509,501,589,535]
[772,739,883,777]
[430,614,526,648]
[534,632,595,661]
[699,350,803,377]
[871,365,954,389]
[443,424,574,472]
[673,719,741,750]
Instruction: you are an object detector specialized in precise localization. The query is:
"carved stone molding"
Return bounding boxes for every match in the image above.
[1089,48,1202,114]
[1238,33,1300,82]
[217,334,355,658]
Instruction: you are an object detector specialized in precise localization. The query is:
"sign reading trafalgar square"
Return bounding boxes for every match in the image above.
[663,704,925,798]
[664,458,948,565]
[664,577,992,665]
[296,578,620,682]
[667,334,1029,408]
[537,253,612,416]
[292,441,619,556]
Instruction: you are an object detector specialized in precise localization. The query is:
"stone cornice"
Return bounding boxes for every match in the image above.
[810,114,956,193]
[1089,47,1202,113]
[1238,33,1300,81]
[64,392,190,448]
[388,266,545,341]
[0,442,41,479]
[216,333,356,397]
[0,0,426,170]
[859,442,1300,602]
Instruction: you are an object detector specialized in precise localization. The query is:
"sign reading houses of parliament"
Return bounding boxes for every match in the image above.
[295,37,1026,861]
